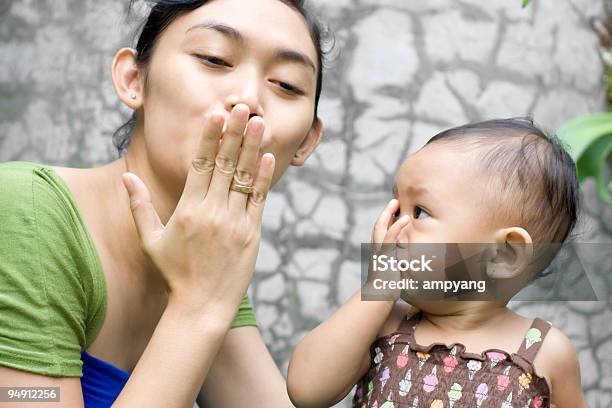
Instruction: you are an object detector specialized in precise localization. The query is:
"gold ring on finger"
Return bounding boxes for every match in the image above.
[230,182,254,194]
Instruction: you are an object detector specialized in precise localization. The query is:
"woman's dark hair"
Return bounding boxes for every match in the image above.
[113,0,328,154]
[425,117,580,245]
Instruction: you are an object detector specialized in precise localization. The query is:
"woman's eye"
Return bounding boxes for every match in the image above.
[393,208,401,219]
[274,81,304,96]
[414,206,429,220]
[196,55,231,67]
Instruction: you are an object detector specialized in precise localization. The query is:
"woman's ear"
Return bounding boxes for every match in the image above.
[111,47,143,110]
[291,117,324,166]
[485,227,534,280]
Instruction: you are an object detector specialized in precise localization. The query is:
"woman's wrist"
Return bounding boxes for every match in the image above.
[113,292,233,407]
[165,293,236,335]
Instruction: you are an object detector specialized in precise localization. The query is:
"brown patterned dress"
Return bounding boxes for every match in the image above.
[353,311,551,408]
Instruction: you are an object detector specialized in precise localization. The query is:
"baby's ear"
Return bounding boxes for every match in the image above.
[485,227,533,280]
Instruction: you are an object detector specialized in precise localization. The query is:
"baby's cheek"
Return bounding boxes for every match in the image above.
[408,221,441,243]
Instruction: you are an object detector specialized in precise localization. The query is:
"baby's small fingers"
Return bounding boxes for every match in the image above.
[383,215,411,244]
[372,199,399,244]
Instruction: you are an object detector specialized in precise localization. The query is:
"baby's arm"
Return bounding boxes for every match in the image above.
[536,327,588,408]
[287,199,411,408]
[287,291,395,407]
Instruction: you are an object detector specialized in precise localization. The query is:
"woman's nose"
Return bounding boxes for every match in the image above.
[224,83,265,118]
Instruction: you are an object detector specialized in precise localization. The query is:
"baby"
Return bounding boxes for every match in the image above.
[287,118,587,408]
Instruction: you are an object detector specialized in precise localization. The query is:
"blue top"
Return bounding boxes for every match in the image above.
[81,351,130,407]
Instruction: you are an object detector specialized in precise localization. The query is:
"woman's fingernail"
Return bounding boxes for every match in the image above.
[234,104,250,115]
[250,116,265,132]
[262,153,275,167]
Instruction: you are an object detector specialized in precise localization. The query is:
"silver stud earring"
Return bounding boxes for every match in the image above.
[130,92,137,100]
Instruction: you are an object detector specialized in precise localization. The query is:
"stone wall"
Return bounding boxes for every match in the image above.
[1,0,610,406]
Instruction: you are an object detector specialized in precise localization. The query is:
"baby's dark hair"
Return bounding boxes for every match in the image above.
[425,117,580,244]
[113,0,328,154]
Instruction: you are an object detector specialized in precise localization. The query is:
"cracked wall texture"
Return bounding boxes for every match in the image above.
[1,0,611,406]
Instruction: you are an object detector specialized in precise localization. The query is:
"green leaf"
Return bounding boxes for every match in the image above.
[556,112,612,160]
[522,0,531,8]
[576,133,612,203]
[556,113,612,203]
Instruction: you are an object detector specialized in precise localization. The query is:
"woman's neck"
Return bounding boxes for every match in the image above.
[85,157,144,262]
[82,152,177,286]
[121,136,184,226]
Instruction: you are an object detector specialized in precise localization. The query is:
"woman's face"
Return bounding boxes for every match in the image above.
[133,0,321,195]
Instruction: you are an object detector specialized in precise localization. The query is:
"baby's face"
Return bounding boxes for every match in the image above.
[393,143,499,244]
[392,143,537,310]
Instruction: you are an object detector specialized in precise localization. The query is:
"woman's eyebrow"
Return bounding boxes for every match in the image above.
[273,49,316,72]
[186,21,244,44]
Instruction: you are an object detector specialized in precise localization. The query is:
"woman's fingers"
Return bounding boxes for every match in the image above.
[122,172,164,248]
[246,153,275,222]
[181,110,225,202]
[228,116,265,214]
[207,104,250,201]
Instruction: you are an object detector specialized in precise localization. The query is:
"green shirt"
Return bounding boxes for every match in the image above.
[0,161,256,377]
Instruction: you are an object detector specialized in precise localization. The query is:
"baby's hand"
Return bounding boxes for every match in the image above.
[364,199,411,300]
[371,199,410,245]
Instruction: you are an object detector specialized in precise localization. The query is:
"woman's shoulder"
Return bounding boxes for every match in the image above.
[0,161,81,234]
[0,159,102,273]
[0,160,46,188]
[0,161,51,219]
[0,162,107,377]
[0,160,68,203]
[0,160,105,310]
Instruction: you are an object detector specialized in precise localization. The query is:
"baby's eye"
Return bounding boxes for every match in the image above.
[393,208,401,219]
[414,206,430,220]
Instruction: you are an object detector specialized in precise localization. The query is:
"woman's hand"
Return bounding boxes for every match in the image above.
[121,104,275,321]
